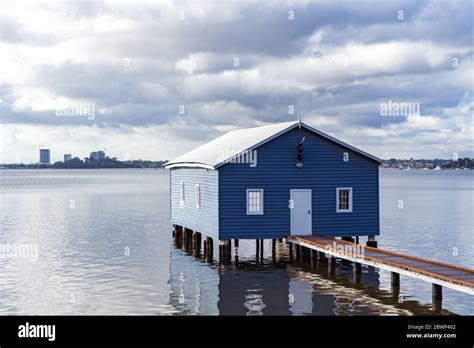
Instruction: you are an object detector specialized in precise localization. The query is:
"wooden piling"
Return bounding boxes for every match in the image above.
[289,242,293,261]
[219,240,224,264]
[353,262,362,283]
[205,236,213,263]
[174,225,183,245]
[319,251,328,263]
[301,246,311,263]
[181,228,185,246]
[219,240,231,264]
[208,237,214,262]
[367,235,378,248]
[227,239,232,263]
[187,229,193,249]
[256,239,260,261]
[182,228,190,250]
[310,250,318,270]
[272,239,276,262]
[192,231,201,256]
[354,262,362,274]
[328,256,336,277]
[391,272,400,299]
[234,239,239,263]
[197,232,201,249]
[341,237,354,265]
[432,284,442,312]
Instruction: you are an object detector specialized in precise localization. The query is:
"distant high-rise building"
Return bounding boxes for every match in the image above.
[64,154,72,162]
[90,150,106,160]
[39,149,50,164]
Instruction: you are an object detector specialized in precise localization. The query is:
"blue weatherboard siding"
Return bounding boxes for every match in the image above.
[218,127,379,240]
[170,168,219,239]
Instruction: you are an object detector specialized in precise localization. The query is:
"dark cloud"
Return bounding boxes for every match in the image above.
[1,0,473,160]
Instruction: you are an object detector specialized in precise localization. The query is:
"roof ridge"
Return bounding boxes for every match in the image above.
[228,120,297,133]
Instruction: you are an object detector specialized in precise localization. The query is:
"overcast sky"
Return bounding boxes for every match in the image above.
[1,0,473,163]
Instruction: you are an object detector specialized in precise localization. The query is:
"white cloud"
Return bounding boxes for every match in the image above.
[1,0,473,162]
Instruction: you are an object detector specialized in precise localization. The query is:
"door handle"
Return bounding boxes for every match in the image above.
[307,210,311,215]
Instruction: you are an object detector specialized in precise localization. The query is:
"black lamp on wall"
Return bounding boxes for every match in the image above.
[296,137,305,168]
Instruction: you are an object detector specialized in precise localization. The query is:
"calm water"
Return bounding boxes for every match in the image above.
[0,168,472,315]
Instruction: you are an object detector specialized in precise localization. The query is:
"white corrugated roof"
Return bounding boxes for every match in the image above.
[164,121,381,169]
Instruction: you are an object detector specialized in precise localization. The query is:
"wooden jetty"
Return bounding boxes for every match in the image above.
[287,235,474,309]
[173,224,473,311]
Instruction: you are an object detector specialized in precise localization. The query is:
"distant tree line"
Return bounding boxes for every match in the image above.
[1,156,168,169]
[443,158,473,169]
[383,158,473,169]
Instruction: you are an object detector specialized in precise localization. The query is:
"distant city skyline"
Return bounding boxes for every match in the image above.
[1,1,473,163]
[2,145,472,165]
[13,148,118,165]
[7,147,151,164]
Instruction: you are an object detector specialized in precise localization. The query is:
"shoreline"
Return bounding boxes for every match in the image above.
[0,166,165,170]
[0,167,470,170]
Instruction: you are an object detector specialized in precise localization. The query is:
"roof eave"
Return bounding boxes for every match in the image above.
[164,162,216,170]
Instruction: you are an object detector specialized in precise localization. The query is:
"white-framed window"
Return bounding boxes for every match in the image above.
[180,182,185,208]
[195,184,201,208]
[246,189,264,215]
[336,187,353,213]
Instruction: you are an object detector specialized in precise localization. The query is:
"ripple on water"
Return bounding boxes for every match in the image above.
[0,169,472,315]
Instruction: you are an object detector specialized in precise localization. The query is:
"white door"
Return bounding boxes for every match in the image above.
[290,189,312,236]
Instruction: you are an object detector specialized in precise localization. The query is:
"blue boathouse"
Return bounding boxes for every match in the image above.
[165,120,381,257]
